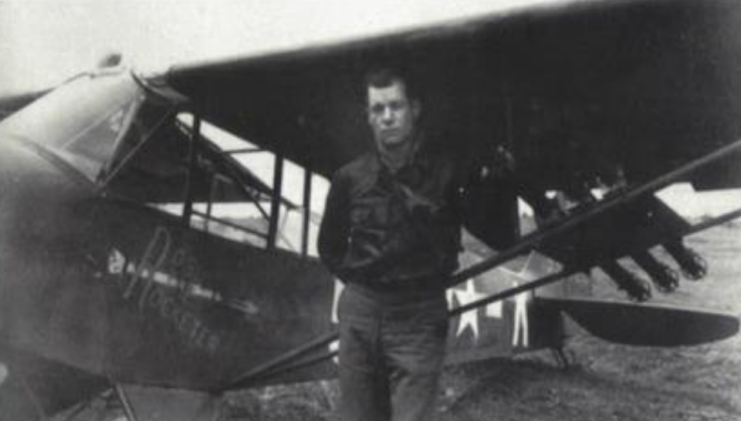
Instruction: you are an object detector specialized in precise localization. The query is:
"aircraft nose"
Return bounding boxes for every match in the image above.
[0,134,95,239]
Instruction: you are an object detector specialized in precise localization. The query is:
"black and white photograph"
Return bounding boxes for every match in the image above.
[1,1,740,420]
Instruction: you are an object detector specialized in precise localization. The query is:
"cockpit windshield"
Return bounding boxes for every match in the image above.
[0,71,144,181]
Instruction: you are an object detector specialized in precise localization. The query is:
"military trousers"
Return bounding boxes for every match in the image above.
[337,282,449,421]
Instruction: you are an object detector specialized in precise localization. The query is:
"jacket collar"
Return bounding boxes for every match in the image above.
[373,132,431,176]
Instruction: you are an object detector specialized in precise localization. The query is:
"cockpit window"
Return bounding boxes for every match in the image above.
[0,72,144,181]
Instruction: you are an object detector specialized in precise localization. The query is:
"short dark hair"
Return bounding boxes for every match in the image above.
[364,68,417,100]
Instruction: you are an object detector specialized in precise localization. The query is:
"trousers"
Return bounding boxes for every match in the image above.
[337,283,449,421]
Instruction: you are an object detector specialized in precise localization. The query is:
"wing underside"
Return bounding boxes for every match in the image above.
[163,0,741,191]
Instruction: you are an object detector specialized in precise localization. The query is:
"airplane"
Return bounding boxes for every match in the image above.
[1,0,741,419]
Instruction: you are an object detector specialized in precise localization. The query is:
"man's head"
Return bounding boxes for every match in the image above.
[365,69,421,151]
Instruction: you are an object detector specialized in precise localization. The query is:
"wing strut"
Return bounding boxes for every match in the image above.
[267,147,284,250]
[226,195,741,387]
[221,136,741,391]
[301,167,313,258]
[447,135,741,289]
[685,206,741,236]
[222,203,741,389]
[18,371,49,421]
[221,264,581,391]
[182,115,201,224]
[114,385,139,421]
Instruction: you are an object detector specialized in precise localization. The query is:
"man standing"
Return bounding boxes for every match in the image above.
[318,69,464,421]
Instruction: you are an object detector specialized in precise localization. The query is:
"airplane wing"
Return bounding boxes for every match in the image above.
[537,297,740,346]
[163,0,741,191]
[160,0,741,298]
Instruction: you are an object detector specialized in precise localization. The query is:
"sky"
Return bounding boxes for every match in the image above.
[0,0,560,95]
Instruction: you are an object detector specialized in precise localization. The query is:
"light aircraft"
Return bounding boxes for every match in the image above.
[1,0,741,419]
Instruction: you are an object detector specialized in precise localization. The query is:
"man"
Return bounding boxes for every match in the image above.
[318,69,464,421]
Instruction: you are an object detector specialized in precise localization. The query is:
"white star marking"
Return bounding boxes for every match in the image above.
[448,279,488,339]
[511,280,531,347]
[503,251,556,348]
[457,253,502,319]
[330,279,344,364]
[331,279,344,324]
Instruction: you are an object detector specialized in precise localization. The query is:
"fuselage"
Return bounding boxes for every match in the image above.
[0,71,337,390]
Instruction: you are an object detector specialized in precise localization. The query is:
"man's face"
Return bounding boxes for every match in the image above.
[367,80,419,149]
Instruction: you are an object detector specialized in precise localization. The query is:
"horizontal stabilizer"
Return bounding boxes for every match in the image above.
[539,297,739,346]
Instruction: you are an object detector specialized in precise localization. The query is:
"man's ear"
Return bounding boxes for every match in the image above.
[412,99,421,120]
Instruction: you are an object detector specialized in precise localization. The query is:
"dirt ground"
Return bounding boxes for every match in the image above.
[224,223,741,421]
